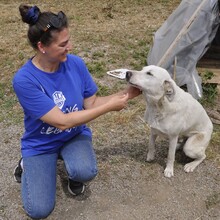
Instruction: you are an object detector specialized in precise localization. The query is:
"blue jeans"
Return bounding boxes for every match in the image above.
[21,134,98,219]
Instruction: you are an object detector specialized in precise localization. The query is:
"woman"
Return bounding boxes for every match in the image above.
[13,4,140,219]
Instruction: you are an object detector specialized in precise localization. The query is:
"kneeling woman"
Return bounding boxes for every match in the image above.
[13,4,140,219]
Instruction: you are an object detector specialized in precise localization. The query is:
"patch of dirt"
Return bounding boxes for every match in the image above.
[1,121,220,220]
[1,1,220,220]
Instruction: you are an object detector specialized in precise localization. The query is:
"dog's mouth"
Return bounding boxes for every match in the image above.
[126,72,143,90]
[128,82,143,91]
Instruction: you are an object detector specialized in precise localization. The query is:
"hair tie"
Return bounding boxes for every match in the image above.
[26,6,40,25]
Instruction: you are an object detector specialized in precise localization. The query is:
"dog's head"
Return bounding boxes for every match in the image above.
[126,65,175,102]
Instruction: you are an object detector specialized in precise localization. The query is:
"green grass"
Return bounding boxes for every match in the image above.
[200,70,218,106]
[96,83,111,96]
[0,1,219,167]
[0,81,23,124]
[87,61,106,78]
[201,84,218,106]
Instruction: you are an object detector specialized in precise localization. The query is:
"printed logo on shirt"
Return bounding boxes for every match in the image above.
[52,91,66,109]
[40,104,79,135]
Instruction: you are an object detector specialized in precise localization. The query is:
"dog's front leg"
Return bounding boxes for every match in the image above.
[164,136,178,178]
[146,130,157,162]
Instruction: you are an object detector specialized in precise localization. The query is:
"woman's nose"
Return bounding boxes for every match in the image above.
[66,42,72,51]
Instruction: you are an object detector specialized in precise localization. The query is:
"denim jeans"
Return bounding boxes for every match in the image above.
[21,134,98,219]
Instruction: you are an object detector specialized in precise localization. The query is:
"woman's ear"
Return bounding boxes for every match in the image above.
[37,41,46,54]
[163,80,175,101]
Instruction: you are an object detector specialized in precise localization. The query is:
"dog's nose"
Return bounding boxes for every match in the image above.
[126,71,132,81]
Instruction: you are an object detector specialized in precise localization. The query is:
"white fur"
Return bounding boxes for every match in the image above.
[126,65,213,178]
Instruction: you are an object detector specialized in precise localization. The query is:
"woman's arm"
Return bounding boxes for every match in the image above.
[40,93,129,130]
[84,86,141,109]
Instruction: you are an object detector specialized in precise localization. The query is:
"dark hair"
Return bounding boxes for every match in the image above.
[19,4,68,49]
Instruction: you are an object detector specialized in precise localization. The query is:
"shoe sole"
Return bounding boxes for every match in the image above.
[67,183,85,196]
[13,165,22,183]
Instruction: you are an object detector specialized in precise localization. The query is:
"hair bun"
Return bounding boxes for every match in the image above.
[25,6,40,25]
[19,4,41,25]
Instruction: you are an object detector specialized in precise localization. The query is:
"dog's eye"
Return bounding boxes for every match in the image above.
[146,71,153,76]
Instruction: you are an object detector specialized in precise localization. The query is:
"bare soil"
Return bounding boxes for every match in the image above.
[1,120,220,220]
[0,1,220,220]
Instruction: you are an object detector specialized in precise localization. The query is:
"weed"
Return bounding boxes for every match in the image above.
[87,61,106,78]
[96,83,111,96]
[92,51,105,59]
[200,70,218,106]
[205,192,220,209]
[201,84,218,105]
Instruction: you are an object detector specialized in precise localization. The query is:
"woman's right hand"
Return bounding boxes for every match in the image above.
[106,93,129,111]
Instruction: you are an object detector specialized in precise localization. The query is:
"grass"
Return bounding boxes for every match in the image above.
[0,0,220,167]
[200,70,219,106]
[205,192,220,209]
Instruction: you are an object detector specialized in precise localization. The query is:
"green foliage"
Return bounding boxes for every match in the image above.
[96,83,111,96]
[201,84,218,105]
[200,71,218,106]
[92,51,105,59]
[203,70,215,81]
[87,61,106,78]
[131,49,148,70]
[0,82,22,124]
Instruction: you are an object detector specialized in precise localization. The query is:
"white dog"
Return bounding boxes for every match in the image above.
[126,65,213,178]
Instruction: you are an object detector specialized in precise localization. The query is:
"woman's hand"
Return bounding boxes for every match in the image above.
[123,85,142,99]
[106,93,129,111]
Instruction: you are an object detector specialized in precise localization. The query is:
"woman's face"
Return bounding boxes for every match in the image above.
[43,28,72,63]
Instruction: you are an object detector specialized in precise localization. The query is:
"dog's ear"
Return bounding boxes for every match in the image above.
[163,80,175,102]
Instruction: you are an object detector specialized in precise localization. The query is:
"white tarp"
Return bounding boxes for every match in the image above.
[147,0,220,99]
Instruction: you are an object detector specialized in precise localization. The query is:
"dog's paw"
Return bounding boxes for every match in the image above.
[164,167,174,178]
[146,152,155,162]
[184,161,197,173]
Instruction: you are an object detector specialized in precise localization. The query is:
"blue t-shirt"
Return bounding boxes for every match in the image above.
[13,54,98,157]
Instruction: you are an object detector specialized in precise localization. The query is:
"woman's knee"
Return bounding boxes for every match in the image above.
[21,154,57,219]
[69,165,98,182]
[82,166,98,181]
[24,201,55,219]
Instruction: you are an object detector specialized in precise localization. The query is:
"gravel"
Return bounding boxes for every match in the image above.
[0,122,220,220]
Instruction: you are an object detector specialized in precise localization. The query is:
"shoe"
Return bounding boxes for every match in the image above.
[13,158,22,183]
[68,179,85,196]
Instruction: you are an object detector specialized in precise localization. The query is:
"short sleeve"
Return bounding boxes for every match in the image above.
[70,55,98,98]
[13,80,56,119]
[83,67,98,98]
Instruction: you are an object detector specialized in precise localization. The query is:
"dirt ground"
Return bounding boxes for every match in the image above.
[0,0,220,220]
[1,120,220,220]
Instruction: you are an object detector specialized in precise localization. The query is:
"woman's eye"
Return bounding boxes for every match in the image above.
[60,41,69,47]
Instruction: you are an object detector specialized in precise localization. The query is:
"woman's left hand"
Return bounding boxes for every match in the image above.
[124,85,142,99]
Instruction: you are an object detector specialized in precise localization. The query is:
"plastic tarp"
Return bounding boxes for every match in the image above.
[147,0,220,99]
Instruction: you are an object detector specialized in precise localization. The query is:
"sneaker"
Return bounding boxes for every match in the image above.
[68,179,85,196]
[13,158,22,183]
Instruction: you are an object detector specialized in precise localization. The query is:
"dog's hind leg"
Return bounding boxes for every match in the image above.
[183,133,210,173]
[146,131,157,162]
